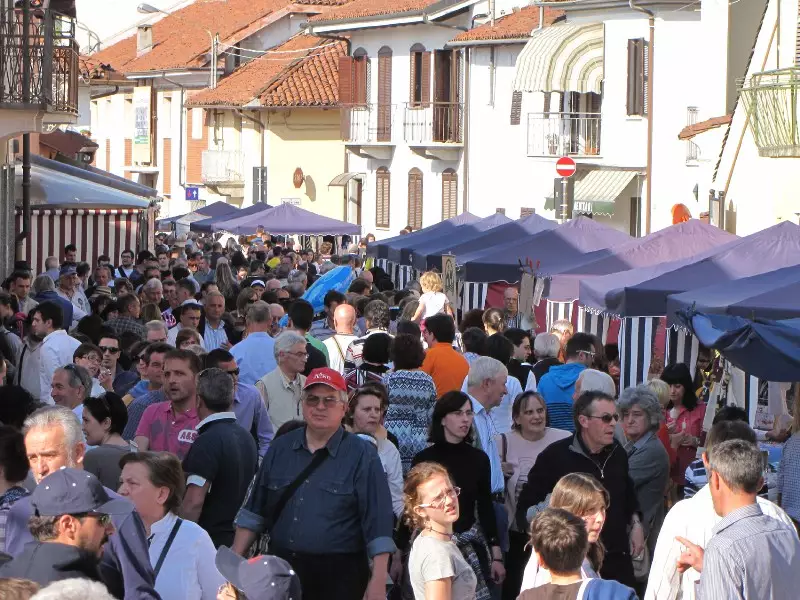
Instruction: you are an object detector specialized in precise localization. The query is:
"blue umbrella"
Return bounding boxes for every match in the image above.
[302,266,355,314]
[676,308,800,381]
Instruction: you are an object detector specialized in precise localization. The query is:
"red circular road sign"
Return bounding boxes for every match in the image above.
[556,156,577,178]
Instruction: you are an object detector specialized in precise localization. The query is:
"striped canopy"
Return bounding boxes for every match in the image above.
[513,22,604,94]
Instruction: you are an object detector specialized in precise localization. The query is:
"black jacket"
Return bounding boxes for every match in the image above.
[531,357,562,385]
[0,541,103,588]
[515,434,640,555]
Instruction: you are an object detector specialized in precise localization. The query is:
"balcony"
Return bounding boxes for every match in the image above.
[527,113,601,157]
[0,5,78,136]
[404,102,463,160]
[341,103,395,160]
[202,149,245,199]
[739,68,800,158]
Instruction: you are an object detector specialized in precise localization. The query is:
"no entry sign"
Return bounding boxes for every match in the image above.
[556,156,577,178]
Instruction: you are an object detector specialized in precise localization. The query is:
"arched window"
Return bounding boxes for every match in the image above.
[441,169,458,220]
[408,168,423,230]
[376,167,390,229]
[409,44,430,107]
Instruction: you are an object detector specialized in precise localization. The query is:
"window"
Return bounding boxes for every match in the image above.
[441,169,458,220]
[191,108,204,139]
[626,38,649,116]
[376,167,390,228]
[409,44,430,107]
[496,208,506,215]
[520,207,535,217]
[377,47,392,141]
[161,95,172,135]
[408,168,423,230]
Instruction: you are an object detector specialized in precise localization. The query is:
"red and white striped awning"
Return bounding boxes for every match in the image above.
[16,208,144,276]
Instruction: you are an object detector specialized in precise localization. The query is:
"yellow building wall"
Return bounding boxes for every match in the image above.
[265,108,346,220]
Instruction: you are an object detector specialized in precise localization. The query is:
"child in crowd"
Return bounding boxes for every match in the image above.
[412,271,453,323]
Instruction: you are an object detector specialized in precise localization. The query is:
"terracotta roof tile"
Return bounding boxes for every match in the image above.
[450,6,564,42]
[678,115,732,140]
[187,35,342,107]
[309,0,435,23]
[90,0,346,75]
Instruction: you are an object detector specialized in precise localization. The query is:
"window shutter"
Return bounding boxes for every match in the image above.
[441,170,458,220]
[354,56,368,106]
[642,41,650,117]
[376,168,390,228]
[510,90,522,125]
[339,56,354,139]
[496,208,506,215]
[408,169,423,230]
[520,207,534,217]
[626,39,647,116]
[421,51,431,106]
[378,48,392,142]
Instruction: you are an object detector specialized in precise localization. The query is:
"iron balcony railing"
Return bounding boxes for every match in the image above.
[527,112,601,157]
[340,103,395,143]
[201,149,246,184]
[0,6,78,113]
[739,68,800,158]
[404,102,464,144]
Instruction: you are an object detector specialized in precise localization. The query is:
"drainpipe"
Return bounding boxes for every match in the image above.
[490,0,495,26]
[630,0,654,234]
[463,47,470,213]
[538,5,544,30]
[17,0,31,258]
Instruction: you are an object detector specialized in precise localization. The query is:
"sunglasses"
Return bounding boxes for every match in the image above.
[72,513,111,526]
[226,368,240,377]
[586,413,619,424]
[99,346,120,354]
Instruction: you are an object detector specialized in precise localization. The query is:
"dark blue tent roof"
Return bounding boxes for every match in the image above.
[546,220,737,301]
[191,202,273,233]
[667,263,800,325]
[676,310,800,381]
[410,213,555,272]
[214,202,360,235]
[157,202,238,230]
[581,221,800,317]
[367,212,480,260]
[461,217,632,284]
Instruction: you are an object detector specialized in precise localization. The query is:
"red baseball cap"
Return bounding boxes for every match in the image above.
[303,367,347,392]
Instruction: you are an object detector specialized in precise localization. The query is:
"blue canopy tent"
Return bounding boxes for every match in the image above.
[667,264,800,325]
[675,310,800,382]
[156,202,238,230]
[410,213,555,272]
[190,203,273,233]
[580,221,800,317]
[546,220,737,301]
[389,213,497,264]
[367,212,480,260]
[461,217,632,283]
[213,202,361,235]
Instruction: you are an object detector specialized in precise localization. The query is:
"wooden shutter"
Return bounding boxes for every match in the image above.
[163,138,172,196]
[376,167,390,228]
[510,90,522,125]
[353,55,368,106]
[421,51,431,106]
[408,169,423,230]
[626,39,647,116]
[378,48,392,142]
[124,138,132,179]
[520,207,534,217]
[441,170,457,220]
[339,56,354,139]
[496,208,506,215]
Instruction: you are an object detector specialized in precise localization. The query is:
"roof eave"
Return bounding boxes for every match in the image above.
[306,11,425,33]
[531,0,694,9]
[447,36,530,47]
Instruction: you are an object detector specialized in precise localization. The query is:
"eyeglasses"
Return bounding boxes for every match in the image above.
[99,346,120,354]
[81,355,101,363]
[72,512,111,526]
[418,487,461,509]
[303,395,343,408]
[586,413,619,424]
[226,368,240,377]
[579,350,596,359]
[286,351,308,359]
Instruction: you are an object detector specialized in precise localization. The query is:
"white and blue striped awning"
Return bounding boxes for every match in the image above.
[513,22,604,94]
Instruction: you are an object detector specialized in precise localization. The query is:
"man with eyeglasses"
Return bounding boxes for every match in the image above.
[231,367,395,600]
[205,349,274,458]
[516,390,643,589]
[255,331,308,431]
[182,368,258,548]
[535,332,597,432]
[0,468,127,588]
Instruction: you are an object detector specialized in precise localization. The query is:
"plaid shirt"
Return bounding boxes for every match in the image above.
[106,316,147,340]
[0,486,28,553]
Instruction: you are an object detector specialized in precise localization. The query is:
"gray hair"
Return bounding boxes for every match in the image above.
[23,406,84,463]
[707,439,765,494]
[44,256,59,269]
[32,274,55,295]
[146,320,168,335]
[578,369,616,398]
[143,278,163,292]
[286,283,305,298]
[197,367,234,411]
[57,365,92,400]
[274,330,307,361]
[32,578,116,600]
[617,385,662,431]
[246,300,272,324]
[533,333,561,359]
[467,356,508,388]
[288,270,307,284]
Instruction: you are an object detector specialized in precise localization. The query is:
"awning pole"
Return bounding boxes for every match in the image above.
[16,134,31,259]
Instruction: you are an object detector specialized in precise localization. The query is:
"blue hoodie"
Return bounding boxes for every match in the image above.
[536,362,586,432]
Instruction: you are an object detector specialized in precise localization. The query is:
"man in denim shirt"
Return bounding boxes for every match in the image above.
[231,367,395,600]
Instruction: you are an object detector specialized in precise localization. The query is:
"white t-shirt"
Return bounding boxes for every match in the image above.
[409,535,477,600]
[419,291,449,320]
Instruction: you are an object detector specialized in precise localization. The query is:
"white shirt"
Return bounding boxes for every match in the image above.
[55,288,89,328]
[323,333,358,374]
[377,437,404,518]
[167,324,207,349]
[460,374,522,434]
[39,330,80,403]
[644,484,795,600]
[148,511,224,600]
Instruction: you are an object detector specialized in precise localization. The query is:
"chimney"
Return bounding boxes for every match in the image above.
[137,25,153,56]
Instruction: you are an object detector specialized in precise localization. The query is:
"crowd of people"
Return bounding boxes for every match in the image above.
[0,231,796,600]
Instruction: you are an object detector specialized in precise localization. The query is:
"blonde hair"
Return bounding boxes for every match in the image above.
[419,271,443,293]
[549,473,609,571]
[646,378,670,409]
[402,462,452,530]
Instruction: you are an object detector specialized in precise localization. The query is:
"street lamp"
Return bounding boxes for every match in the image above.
[136,3,218,88]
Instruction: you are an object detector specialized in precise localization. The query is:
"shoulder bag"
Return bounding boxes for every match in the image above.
[153,518,183,580]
